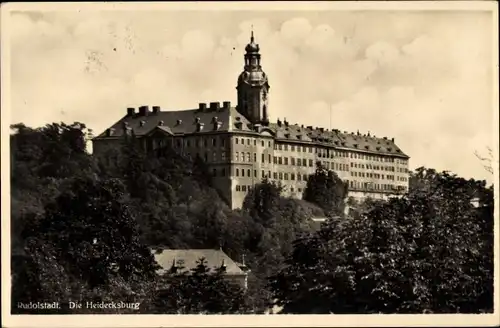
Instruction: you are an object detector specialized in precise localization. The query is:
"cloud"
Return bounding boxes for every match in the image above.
[8,10,495,182]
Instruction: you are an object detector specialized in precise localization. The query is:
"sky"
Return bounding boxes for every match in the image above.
[7,5,497,183]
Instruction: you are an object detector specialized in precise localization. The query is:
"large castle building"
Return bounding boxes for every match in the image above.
[93,32,410,209]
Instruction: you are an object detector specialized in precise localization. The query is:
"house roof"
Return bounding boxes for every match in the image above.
[95,104,254,139]
[94,105,408,158]
[269,122,408,158]
[153,248,246,276]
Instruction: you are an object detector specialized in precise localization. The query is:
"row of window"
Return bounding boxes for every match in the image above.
[275,143,314,153]
[235,138,272,147]
[177,137,226,148]
[168,137,408,166]
[349,181,408,192]
[236,184,304,193]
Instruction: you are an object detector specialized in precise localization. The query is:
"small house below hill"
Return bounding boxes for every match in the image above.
[152,248,250,290]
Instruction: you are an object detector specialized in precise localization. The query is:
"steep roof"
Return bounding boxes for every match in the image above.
[153,248,245,276]
[269,122,409,158]
[95,104,254,139]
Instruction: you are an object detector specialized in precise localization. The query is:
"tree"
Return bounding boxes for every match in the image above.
[13,176,159,313]
[303,161,348,217]
[150,258,248,314]
[242,177,283,228]
[269,167,494,314]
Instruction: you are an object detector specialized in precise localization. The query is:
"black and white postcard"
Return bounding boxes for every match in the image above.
[1,1,498,327]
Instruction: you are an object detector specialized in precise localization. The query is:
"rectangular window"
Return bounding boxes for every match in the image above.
[242,185,247,191]
[284,144,288,151]
[274,156,277,164]
[221,138,225,147]
[254,170,257,177]
[291,173,295,180]
[278,157,283,165]
[298,146,301,152]
[246,152,250,162]
[247,169,251,177]
[291,145,295,151]
[254,139,257,146]
[247,139,250,145]
[279,144,283,150]
[303,174,307,181]
[213,152,217,161]
[236,168,239,176]
[284,157,289,165]
[268,154,271,163]
[254,153,257,162]
[279,172,283,180]
[273,172,277,179]
[309,159,313,167]
[284,173,288,180]
[222,168,225,176]
[297,158,301,166]
[236,185,240,191]
[309,147,313,153]
[262,140,265,147]
[298,174,301,181]
[242,169,245,177]
[212,138,216,146]
[261,153,265,162]
[213,169,216,177]
[262,170,265,178]
[291,158,295,165]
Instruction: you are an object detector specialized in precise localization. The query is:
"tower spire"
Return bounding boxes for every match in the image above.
[251,25,254,43]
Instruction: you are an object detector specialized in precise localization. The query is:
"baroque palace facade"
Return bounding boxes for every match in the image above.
[93,32,410,209]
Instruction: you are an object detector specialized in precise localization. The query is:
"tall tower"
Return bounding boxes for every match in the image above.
[236,30,270,125]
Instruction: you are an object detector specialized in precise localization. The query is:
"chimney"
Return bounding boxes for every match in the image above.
[319,127,324,133]
[307,126,313,130]
[301,124,304,128]
[383,137,387,140]
[209,102,220,111]
[152,106,160,114]
[277,118,282,127]
[391,137,394,142]
[223,101,231,110]
[284,118,288,126]
[199,103,207,112]
[138,106,149,116]
[127,107,135,116]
